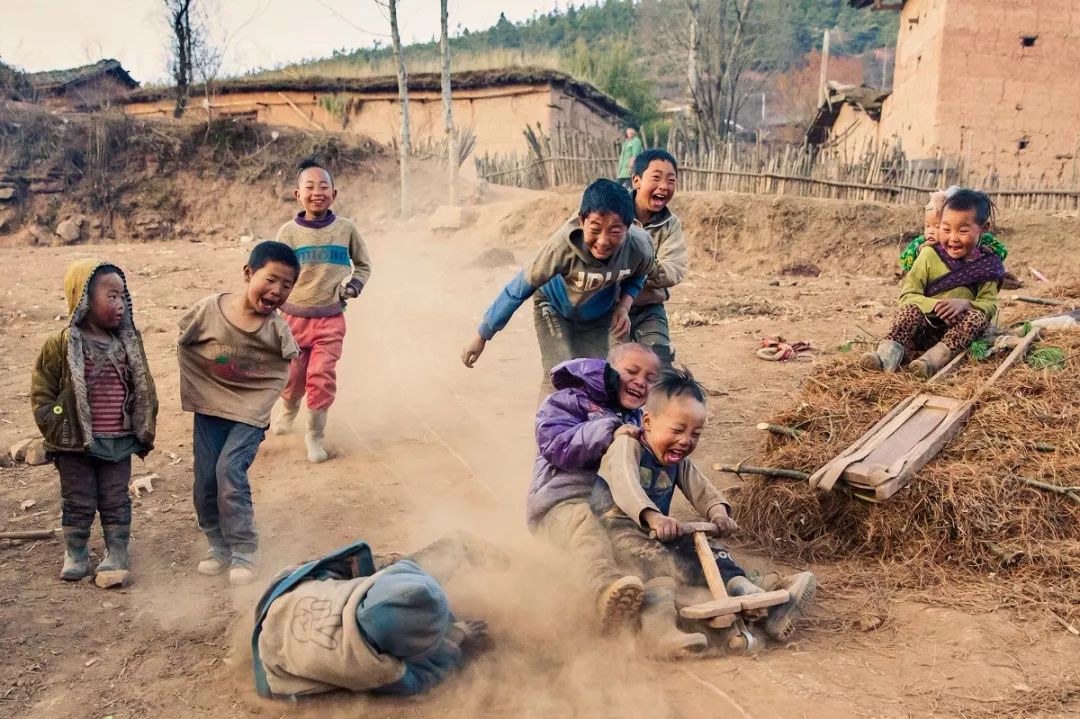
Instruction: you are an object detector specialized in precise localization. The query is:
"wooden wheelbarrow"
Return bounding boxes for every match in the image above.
[809,329,1041,500]
[673,522,790,653]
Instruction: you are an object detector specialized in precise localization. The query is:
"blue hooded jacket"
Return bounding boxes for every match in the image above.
[355,560,464,696]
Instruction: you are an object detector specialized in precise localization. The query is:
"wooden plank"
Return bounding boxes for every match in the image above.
[872,402,974,499]
[737,589,790,611]
[680,597,744,619]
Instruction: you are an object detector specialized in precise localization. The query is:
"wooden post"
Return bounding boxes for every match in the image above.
[388,0,412,218]
[818,30,831,109]
[440,0,458,207]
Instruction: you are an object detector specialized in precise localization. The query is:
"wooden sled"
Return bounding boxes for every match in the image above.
[808,330,1041,500]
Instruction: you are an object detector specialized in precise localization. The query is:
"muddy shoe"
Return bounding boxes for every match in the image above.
[229,553,258,586]
[909,342,958,380]
[640,578,707,658]
[272,399,301,436]
[763,571,817,642]
[60,526,91,581]
[197,547,231,576]
[94,524,131,588]
[860,340,904,372]
[305,409,330,464]
[726,575,768,621]
[597,575,645,632]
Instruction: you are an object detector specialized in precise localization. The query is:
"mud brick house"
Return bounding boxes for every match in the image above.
[810,0,1080,180]
[27,59,139,110]
[121,68,631,158]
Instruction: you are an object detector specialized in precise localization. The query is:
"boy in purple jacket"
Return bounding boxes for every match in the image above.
[527,342,660,630]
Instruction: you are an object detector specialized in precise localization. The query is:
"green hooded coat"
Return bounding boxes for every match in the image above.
[30,259,157,454]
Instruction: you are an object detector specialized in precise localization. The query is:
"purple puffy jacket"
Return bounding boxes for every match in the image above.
[526,358,641,527]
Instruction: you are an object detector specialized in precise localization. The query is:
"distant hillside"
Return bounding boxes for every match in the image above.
[255,0,898,128]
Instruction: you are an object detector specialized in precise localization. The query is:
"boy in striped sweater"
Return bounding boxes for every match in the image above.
[273,161,372,462]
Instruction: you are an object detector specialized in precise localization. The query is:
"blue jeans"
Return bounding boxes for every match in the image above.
[192,413,265,555]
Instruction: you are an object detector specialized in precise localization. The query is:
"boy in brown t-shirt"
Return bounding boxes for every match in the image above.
[178,242,300,586]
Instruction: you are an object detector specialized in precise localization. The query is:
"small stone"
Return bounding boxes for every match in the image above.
[24,439,48,466]
[19,499,35,511]
[55,218,82,244]
[95,570,130,589]
[10,438,33,461]
[0,187,15,200]
[238,234,255,244]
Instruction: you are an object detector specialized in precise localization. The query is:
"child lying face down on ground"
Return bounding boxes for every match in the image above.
[865,189,1005,379]
[592,367,816,657]
[253,532,496,698]
[528,343,661,630]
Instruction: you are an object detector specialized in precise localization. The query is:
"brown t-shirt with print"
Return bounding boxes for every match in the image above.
[177,293,299,428]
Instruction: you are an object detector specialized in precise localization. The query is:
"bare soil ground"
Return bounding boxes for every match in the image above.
[0,185,1077,719]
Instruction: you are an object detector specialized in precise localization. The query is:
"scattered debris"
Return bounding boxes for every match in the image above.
[160,450,183,466]
[1011,294,1068,307]
[0,529,60,541]
[24,440,47,466]
[670,310,716,327]
[84,658,98,668]
[779,262,821,278]
[130,474,158,497]
[756,337,813,362]
[9,438,33,462]
[1029,266,1049,283]
[19,499,35,511]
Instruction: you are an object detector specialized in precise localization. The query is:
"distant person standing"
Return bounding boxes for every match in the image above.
[616,127,644,188]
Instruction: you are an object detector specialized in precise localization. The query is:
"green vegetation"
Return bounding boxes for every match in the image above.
[256,0,898,126]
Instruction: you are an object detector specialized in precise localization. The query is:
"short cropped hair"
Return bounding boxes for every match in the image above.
[646,365,706,412]
[579,178,635,226]
[607,342,659,365]
[248,240,300,280]
[943,188,995,226]
[297,159,334,188]
[632,149,678,179]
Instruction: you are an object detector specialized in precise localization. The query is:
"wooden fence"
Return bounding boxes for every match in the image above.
[476,124,1080,211]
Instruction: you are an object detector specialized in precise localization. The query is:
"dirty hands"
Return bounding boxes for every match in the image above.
[644,509,683,542]
[610,307,631,339]
[708,506,739,536]
[461,334,487,368]
[450,619,491,654]
[934,298,972,324]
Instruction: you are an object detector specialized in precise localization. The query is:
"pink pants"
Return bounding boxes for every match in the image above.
[281,314,346,411]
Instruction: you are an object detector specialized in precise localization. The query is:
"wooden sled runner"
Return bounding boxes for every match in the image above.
[809,329,1041,500]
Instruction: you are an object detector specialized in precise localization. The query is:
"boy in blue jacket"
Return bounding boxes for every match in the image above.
[528,342,660,630]
[461,178,654,392]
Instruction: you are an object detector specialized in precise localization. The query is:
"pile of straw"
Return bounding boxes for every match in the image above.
[734,286,1080,621]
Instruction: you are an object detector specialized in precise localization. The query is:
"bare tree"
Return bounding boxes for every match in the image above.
[440,0,458,206]
[679,0,759,149]
[165,0,196,118]
[384,0,412,217]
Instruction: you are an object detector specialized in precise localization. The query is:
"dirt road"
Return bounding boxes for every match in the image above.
[0,193,1076,718]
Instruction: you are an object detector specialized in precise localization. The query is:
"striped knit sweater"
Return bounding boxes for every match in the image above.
[275,212,373,318]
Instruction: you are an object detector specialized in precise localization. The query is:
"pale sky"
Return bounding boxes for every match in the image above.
[0,0,568,84]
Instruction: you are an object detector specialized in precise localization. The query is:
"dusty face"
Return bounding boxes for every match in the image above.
[580,211,628,261]
[938,206,983,260]
[643,393,706,465]
[924,208,941,242]
[612,347,660,410]
[296,167,336,217]
[633,159,677,216]
[243,260,297,315]
[87,271,125,330]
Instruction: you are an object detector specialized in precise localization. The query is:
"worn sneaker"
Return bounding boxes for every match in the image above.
[229,553,258,586]
[197,547,230,576]
[597,575,645,632]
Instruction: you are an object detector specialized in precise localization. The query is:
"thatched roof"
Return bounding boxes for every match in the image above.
[805,82,891,145]
[123,67,631,120]
[27,59,139,93]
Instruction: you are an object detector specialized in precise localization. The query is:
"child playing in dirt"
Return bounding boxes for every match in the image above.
[177,241,300,585]
[899,186,1008,273]
[31,259,158,588]
[864,189,1004,379]
[272,160,372,464]
[528,342,661,630]
[253,534,493,698]
[626,149,688,366]
[461,178,654,392]
[592,366,816,657]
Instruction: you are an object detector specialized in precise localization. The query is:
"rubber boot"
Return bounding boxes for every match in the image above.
[272,399,301,436]
[229,551,258,586]
[305,409,329,464]
[60,526,91,581]
[909,342,958,380]
[198,546,231,576]
[640,577,708,658]
[94,524,131,588]
[726,575,768,620]
[860,339,904,372]
[596,575,645,632]
[763,571,816,642]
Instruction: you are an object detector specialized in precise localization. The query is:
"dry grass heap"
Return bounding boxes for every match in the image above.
[734,282,1080,621]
